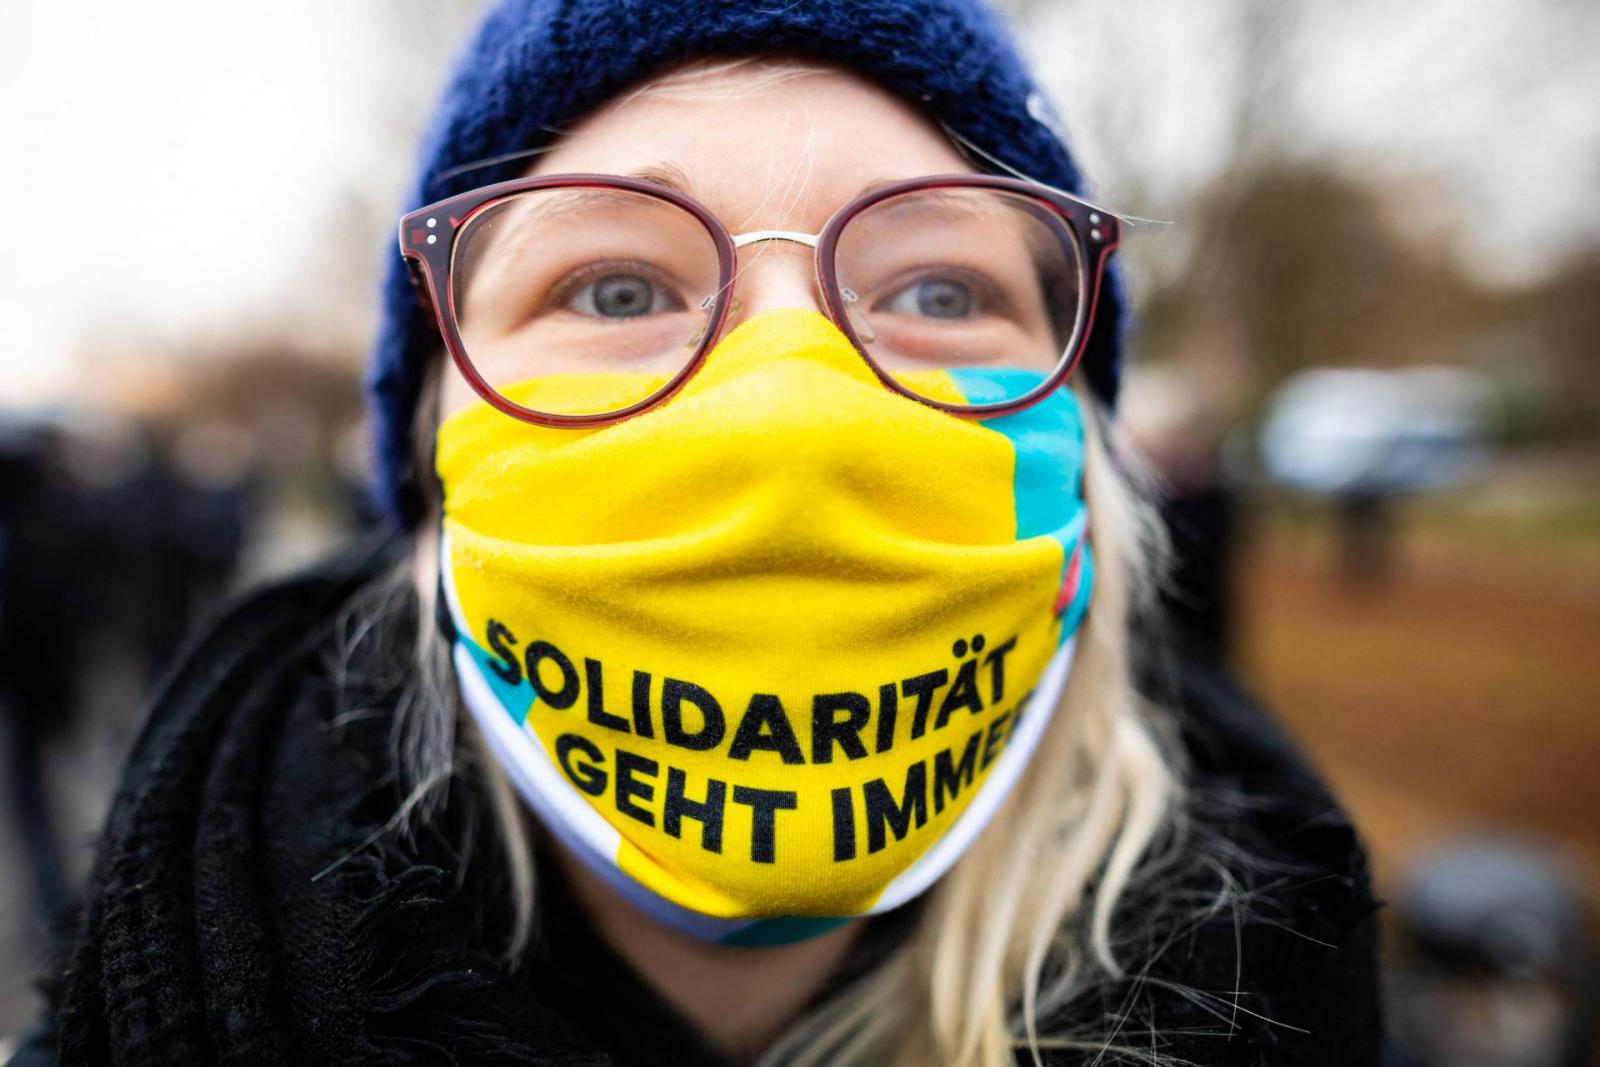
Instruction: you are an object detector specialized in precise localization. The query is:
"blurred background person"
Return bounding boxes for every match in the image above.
[0,409,254,946]
[0,415,89,943]
[1120,362,1241,660]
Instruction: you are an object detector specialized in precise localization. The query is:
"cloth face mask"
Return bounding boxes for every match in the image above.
[436,308,1094,945]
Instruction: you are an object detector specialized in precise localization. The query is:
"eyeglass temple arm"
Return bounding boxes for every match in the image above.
[401,254,441,323]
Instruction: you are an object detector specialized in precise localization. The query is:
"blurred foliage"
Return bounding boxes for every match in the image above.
[1133,161,1600,444]
[83,342,363,459]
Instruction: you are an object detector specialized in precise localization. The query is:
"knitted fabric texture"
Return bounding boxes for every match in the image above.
[364,0,1128,528]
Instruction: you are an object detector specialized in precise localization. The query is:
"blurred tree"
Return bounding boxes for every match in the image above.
[1142,165,1475,401]
[1486,248,1600,442]
[282,1,490,358]
[996,0,1599,445]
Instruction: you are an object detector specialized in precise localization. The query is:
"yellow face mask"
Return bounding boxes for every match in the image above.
[436,309,1093,945]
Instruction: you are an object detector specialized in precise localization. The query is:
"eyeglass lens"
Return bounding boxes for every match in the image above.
[450,184,1085,418]
[833,187,1082,409]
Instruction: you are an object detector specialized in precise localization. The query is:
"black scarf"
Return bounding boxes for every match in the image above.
[28,539,1384,1065]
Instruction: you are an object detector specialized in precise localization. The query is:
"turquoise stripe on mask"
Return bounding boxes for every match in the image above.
[948,369,1086,541]
[950,369,1094,647]
[719,915,853,947]
[461,635,539,725]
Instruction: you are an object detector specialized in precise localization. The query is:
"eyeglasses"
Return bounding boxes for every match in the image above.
[399,173,1123,426]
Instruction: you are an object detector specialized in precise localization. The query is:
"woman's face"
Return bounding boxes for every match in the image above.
[436,61,976,418]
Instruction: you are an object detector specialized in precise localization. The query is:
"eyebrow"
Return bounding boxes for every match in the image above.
[466,182,664,269]
[626,161,697,196]
[854,176,914,199]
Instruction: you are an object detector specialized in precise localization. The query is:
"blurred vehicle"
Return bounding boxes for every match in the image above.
[1258,366,1496,581]
[1260,366,1495,496]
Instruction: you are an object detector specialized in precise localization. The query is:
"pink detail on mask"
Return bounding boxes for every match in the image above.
[1052,543,1083,616]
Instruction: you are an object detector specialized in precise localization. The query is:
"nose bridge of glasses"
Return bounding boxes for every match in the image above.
[723,229,883,347]
[722,230,833,330]
[730,229,821,250]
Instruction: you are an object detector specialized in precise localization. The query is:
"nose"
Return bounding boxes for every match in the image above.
[722,234,827,331]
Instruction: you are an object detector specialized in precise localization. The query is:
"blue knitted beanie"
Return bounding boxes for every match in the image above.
[366,0,1126,528]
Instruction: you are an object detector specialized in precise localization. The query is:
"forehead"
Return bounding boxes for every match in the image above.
[527,61,975,231]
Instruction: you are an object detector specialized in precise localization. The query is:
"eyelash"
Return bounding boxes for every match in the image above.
[871,265,1010,317]
[545,259,684,313]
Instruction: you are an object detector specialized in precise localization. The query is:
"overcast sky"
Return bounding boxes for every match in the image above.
[2,0,1594,402]
[1027,0,1600,273]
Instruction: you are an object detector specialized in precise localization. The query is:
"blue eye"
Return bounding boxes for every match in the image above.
[880,275,976,319]
[567,271,685,318]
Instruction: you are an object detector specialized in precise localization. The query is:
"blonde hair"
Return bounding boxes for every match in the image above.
[751,396,1182,1066]
[361,56,1189,1066]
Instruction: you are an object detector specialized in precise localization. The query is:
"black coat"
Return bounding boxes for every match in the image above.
[10,539,1383,1065]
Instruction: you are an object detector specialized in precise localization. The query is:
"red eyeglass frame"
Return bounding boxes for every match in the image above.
[398,173,1123,427]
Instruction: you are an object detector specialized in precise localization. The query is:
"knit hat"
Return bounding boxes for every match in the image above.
[365,0,1126,528]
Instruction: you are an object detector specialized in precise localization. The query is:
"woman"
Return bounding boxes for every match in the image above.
[16,0,1382,1063]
